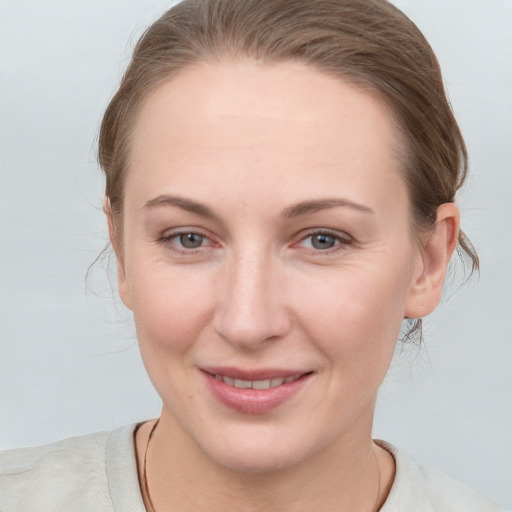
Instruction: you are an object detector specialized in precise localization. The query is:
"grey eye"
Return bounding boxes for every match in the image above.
[310,234,337,250]
[179,233,204,249]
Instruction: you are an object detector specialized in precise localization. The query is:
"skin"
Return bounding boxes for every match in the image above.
[109,60,459,511]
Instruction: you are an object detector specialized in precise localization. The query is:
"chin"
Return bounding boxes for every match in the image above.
[208,443,307,474]
[194,421,333,475]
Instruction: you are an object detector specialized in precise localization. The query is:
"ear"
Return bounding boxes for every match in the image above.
[104,197,133,310]
[404,203,460,319]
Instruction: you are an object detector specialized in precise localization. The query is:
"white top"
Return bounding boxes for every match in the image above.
[0,423,503,511]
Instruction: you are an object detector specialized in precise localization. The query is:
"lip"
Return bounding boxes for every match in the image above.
[202,366,305,381]
[202,367,313,414]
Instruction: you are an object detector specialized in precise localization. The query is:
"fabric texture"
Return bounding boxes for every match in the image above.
[0,423,503,511]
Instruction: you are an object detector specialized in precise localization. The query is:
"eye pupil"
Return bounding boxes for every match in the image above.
[179,233,204,249]
[312,234,336,250]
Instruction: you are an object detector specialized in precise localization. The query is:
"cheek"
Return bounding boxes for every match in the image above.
[293,268,410,367]
[127,262,214,355]
[126,265,217,404]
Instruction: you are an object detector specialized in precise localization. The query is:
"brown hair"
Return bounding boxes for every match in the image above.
[98,0,478,339]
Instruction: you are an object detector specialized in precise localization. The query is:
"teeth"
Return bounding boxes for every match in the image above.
[217,374,301,389]
[252,379,272,389]
[234,379,252,389]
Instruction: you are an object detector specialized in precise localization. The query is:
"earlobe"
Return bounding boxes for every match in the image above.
[103,196,133,311]
[404,203,460,319]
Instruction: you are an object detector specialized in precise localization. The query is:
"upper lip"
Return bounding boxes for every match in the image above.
[202,366,311,381]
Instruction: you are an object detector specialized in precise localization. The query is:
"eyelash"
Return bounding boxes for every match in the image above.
[158,229,215,255]
[158,228,352,256]
[296,229,353,253]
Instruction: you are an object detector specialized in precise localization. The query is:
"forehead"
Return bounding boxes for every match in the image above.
[127,60,406,214]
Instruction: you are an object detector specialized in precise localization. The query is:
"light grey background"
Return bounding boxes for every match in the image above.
[1,0,511,508]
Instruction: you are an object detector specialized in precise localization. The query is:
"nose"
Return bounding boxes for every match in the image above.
[213,249,292,349]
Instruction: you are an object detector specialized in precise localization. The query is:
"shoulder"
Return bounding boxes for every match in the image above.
[377,440,504,512]
[0,429,111,475]
[0,423,144,512]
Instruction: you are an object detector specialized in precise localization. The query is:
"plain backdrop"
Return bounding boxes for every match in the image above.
[1,0,511,508]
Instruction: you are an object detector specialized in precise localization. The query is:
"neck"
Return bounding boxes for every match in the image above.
[136,412,392,512]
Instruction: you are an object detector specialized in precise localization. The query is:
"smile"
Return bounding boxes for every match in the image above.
[213,374,302,389]
[203,369,313,414]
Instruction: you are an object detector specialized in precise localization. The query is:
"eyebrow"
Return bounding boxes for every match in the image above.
[144,195,219,220]
[144,194,374,219]
[282,198,375,218]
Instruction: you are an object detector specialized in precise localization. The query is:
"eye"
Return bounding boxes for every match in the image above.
[297,230,351,252]
[308,233,338,250]
[159,229,213,253]
[175,232,205,249]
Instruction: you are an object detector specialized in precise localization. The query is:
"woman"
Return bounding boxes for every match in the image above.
[0,0,505,510]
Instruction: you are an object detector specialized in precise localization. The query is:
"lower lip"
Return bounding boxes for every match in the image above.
[204,372,312,414]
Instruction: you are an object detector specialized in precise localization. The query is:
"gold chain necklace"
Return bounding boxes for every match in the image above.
[371,445,382,512]
[142,420,382,512]
[143,419,159,512]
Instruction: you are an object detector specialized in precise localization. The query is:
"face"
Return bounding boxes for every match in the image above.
[117,60,426,472]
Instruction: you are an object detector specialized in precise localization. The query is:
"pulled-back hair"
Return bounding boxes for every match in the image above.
[98,0,478,340]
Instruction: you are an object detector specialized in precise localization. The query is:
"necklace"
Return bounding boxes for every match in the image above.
[143,420,382,512]
[371,443,382,512]
[143,419,159,512]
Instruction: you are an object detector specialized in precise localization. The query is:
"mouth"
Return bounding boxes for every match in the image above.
[211,373,304,389]
[202,368,313,414]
